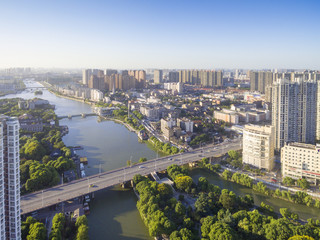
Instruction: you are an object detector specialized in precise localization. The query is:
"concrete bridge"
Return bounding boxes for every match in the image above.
[57,113,97,119]
[20,139,242,215]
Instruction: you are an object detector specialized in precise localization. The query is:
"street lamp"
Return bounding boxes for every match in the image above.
[87,177,89,194]
[42,190,44,207]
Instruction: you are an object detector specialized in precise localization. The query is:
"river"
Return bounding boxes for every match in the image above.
[1,80,320,239]
[1,80,153,239]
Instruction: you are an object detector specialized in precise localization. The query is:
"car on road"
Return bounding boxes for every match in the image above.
[84,195,90,202]
[89,184,95,188]
[139,166,145,169]
[168,158,173,161]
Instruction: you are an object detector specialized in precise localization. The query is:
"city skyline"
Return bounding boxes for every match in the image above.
[1,0,320,69]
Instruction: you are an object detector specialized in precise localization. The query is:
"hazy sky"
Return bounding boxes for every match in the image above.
[1,0,319,69]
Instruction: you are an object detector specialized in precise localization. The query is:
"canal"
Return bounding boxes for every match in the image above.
[2,79,320,239]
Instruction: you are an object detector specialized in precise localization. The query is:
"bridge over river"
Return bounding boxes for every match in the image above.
[21,139,242,215]
[57,112,97,119]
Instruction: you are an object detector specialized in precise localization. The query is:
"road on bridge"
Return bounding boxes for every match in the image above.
[21,139,242,215]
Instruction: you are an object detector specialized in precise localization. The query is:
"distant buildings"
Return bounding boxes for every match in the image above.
[249,71,320,102]
[0,116,21,240]
[168,71,179,82]
[82,69,101,85]
[54,86,104,102]
[178,70,223,87]
[83,69,146,91]
[282,142,320,183]
[272,78,317,151]
[249,71,273,94]
[242,124,275,170]
[154,70,163,84]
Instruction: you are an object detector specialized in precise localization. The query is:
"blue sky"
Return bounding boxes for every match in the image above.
[0,0,319,69]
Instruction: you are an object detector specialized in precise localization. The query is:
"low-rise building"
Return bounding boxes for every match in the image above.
[282,142,320,183]
[243,124,274,170]
[140,104,163,121]
[177,118,194,133]
[214,110,239,124]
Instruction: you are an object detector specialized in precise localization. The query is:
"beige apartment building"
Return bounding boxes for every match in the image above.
[282,142,320,183]
[242,124,275,170]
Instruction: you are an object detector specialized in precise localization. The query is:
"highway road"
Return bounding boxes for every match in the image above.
[21,139,242,215]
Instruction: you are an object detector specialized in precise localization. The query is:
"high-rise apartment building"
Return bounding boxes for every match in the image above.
[178,70,223,87]
[317,81,320,141]
[168,71,179,82]
[243,124,275,170]
[154,70,163,84]
[104,69,117,76]
[0,116,21,240]
[82,69,91,85]
[250,71,273,94]
[272,79,317,151]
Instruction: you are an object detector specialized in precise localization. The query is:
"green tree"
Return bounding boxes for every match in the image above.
[200,216,215,238]
[139,157,147,163]
[197,177,209,192]
[76,224,89,240]
[208,222,237,240]
[195,193,213,216]
[133,174,147,185]
[27,222,46,240]
[297,178,310,190]
[228,150,239,160]
[219,190,237,210]
[175,201,186,216]
[174,176,193,192]
[283,177,295,186]
[222,169,233,180]
[23,139,46,161]
[288,236,315,240]
[264,218,294,240]
[76,215,88,228]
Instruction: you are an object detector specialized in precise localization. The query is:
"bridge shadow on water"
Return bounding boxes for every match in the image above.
[88,187,151,240]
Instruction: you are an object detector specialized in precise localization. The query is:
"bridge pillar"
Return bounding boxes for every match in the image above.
[81,113,86,118]
[68,115,72,119]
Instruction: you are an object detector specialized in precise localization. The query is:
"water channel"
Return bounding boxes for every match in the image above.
[1,79,320,239]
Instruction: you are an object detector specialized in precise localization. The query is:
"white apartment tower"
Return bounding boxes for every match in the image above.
[242,124,275,170]
[272,78,317,151]
[0,116,21,240]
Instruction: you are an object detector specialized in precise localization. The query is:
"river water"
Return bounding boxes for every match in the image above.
[2,80,320,239]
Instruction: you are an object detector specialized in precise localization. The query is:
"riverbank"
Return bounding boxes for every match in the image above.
[101,116,140,134]
[199,164,320,217]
